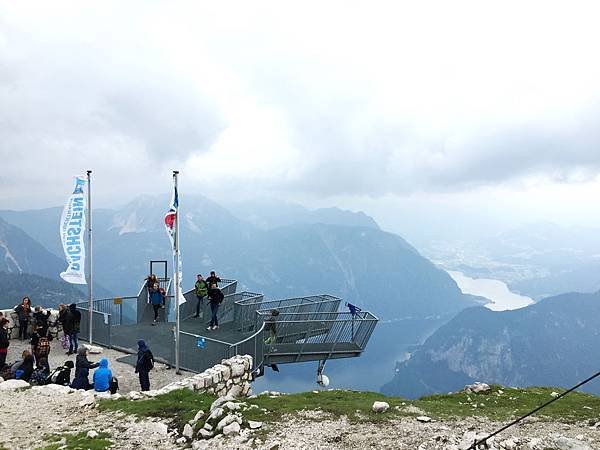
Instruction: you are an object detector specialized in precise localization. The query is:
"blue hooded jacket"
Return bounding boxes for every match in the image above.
[93,358,112,392]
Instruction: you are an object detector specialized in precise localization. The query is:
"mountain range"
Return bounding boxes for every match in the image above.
[382,290,600,398]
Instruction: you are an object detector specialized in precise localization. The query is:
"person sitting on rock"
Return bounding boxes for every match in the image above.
[14,351,35,382]
[93,358,118,394]
[135,339,154,392]
[71,347,99,390]
[31,357,50,385]
[30,327,52,364]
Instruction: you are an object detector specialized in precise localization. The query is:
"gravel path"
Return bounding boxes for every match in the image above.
[4,337,188,393]
[0,385,179,450]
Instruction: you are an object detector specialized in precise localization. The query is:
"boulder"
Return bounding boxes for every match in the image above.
[217,414,242,431]
[203,423,213,431]
[223,421,241,436]
[0,379,29,391]
[372,401,389,413]
[210,395,235,412]
[176,437,186,444]
[182,424,194,439]
[464,382,491,394]
[416,416,432,423]
[207,407,225,423]
[248,421,263,430]
[86,430,99,439]
[227,384,243,398]
[127,391,144,400]
[198,428,214,439]
[193,410,205,422]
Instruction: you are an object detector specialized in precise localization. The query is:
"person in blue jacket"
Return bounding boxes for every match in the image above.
[93,358,113,392]
[148,282,165,325]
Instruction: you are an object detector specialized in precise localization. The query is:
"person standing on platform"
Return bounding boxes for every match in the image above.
[206,271,221,287]
[135,339,154,391]
[207,283,224,331]
[63,304,81,355]
[193,274,208,318]
[149,282,165,325]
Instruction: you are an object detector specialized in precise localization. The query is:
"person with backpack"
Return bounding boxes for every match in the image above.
[206,271,221,287]
[62,304,81,355]
[30,357,50,385]
[30,328,52,363]
[0,317,9,370]
[93,358,118,394]
[193,274,209,318]
[14,297,32,340]
[32,306,51,338]
[207,283,224,331]
[149,282,165,325]
[71,347,98,390]
[134,339,154,391]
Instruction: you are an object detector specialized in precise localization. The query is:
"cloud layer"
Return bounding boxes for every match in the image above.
[2,1,600,207]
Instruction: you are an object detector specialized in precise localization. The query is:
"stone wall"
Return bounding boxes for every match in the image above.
[127,355,253,400]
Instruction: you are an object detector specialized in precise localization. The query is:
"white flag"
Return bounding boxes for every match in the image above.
[59,176,87,284]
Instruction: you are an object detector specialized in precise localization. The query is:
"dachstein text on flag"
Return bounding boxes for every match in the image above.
[60,176,87,284]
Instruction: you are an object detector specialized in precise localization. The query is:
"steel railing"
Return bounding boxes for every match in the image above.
[180,279,238,320]
[78,306,112,348]
[260,311,378,351]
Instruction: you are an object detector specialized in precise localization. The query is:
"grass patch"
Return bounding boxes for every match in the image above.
[98,385,600,436]
[36,432,111,450]
[414,385,600,422]
[98,389,216,431]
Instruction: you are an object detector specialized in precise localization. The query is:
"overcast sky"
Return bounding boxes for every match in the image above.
[2,1,600,238]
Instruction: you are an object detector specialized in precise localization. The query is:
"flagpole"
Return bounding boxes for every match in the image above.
[87,170,93,344]
[173,170,181,374]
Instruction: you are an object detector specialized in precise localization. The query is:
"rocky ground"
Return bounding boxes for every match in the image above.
[0,340,598,449]
[5,337,188,393]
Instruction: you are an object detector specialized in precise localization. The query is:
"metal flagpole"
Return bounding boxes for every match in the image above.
[87,170,93,344]
[173,170,181,374]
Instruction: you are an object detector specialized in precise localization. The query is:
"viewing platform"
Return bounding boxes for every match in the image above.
[76,265,378,376]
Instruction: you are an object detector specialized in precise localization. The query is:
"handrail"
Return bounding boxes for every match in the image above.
[232,321,266,347]
[179,330,232,346]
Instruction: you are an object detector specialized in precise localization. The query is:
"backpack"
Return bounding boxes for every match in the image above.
[37,337,50,358]
[59,335,70,350]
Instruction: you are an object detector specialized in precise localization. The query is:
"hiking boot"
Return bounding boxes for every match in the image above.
[207,326,212,331]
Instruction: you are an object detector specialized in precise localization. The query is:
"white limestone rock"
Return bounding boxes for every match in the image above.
[198,428,214,439]
[555,437,593,450]
[0,379,29,391]
[176,437,186,444]
[223,421,241,436]
[210,395,235,412]
[193,410,205,422]
[148,422,169,436]
[464,382,491,394]
[207,407,225,423]
[416,416,432,423]
[183,424,194,439]
[227,384,243,398]
[127,391,143,400]
[217,414,242,431]
[248,421,263,429]
[78,396,96,407]
[86,430,99,439]
[372,401,389,413]
[203,423,213,431]
[83,344,103,354]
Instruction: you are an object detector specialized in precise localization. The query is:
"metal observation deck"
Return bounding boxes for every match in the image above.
[76,274,378,375]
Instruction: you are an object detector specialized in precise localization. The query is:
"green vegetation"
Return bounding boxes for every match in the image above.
[36,432,111,450]
[98,385,600,435]
[98,389,216,431]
